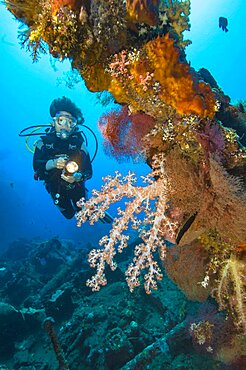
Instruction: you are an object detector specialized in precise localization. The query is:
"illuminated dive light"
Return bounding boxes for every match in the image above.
[65,161,79,175]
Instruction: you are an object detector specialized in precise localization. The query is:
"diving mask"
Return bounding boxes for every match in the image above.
[54,112,77,140]
[55,112,77,129]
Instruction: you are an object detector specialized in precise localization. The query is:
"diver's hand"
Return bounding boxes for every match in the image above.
[54,156,67,169]
[46,157,67,171]
[61,173,76,183]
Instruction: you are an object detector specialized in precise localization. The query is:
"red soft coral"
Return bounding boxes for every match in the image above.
[98,105,155,161]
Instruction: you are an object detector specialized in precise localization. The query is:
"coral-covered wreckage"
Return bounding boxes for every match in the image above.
[5,0,246,364]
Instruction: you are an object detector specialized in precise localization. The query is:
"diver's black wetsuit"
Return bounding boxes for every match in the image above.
[33,130,92,219]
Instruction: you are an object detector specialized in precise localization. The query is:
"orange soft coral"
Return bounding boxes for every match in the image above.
[126,0,160,26]
[145,35,216,118]
[107,34,216,119]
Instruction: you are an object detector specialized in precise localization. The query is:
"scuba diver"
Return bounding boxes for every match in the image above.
[31,96,112,222]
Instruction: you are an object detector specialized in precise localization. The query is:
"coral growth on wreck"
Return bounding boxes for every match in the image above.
[4,0,246,345]
[126,0,160,26]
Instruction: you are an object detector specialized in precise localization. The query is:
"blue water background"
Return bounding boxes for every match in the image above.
[0,0,245,250]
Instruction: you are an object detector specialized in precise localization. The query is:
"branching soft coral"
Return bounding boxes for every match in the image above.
[214,256,246,333]
[76,155,178,293]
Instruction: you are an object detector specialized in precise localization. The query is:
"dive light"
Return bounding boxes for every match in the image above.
[64,160,79,176]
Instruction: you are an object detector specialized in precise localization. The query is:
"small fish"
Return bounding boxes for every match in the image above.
[176,212,197,245]
[219,17,229,32]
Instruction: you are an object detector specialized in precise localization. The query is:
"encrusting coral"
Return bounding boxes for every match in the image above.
[106,35,216,118]
[126,0,160,26]
[162,0,191,48]
[4,0,246,338]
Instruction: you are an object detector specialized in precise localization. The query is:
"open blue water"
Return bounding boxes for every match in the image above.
[0,0,245,250]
